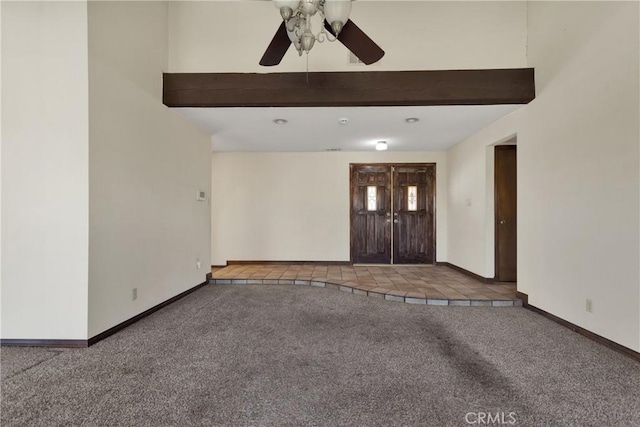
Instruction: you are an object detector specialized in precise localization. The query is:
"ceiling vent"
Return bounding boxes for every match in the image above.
[348,52,364,65]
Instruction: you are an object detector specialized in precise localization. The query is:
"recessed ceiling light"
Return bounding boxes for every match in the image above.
[338,118,350,125]
[273,119,288,125]
[405,117,420,124]
[375,141,388,151]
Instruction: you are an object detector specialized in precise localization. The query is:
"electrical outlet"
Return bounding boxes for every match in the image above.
[132,288,138,301]
[196,259,201,269]
[586,298,593,313]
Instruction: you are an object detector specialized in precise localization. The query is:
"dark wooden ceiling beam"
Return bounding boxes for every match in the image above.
[163,68,535,108]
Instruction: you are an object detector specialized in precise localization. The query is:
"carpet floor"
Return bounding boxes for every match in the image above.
[1,285,639,426]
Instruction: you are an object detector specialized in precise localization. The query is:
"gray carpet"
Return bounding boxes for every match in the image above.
[1,285,639,426]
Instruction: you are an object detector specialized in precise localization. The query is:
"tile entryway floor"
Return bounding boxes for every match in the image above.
[211,264,520,307]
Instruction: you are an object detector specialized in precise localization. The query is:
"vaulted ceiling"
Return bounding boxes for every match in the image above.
[167,1,531,152]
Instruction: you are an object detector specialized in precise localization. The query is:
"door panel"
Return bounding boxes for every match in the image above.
[351,165,391,264]
[393,165,436,264]
[495,145,517,281]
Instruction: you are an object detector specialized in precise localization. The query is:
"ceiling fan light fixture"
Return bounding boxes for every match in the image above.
[274,1,299,20]
[261,0,384,67]
[324,0,352,35]
[376,141,388,151]
[279,6,294,21]
[331,21,344,36]
[274,1,299,11]
[265,0,354,59]
[301,0,320,16]
[301,30,316,52]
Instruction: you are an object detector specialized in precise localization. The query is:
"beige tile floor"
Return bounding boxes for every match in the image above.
[211,264,520,307]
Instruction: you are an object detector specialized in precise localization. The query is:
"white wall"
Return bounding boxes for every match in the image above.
[448,115,520,278]
[168,1,527,73]
[1,1,89,339]
[211,151,447,265]
[447,1,640,351]
[88,1,211,337]
[1,1,4,336]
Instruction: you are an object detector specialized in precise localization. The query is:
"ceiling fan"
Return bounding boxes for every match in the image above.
[260,0,385,67]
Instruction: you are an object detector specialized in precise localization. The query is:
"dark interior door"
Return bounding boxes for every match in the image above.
[495,145,517,281]
[350,165,391,264]
[393,165,436,264]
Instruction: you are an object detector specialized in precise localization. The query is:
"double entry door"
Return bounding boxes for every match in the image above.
[350,164,436,264]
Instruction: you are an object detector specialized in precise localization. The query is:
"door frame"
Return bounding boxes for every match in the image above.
[349,163,437,265]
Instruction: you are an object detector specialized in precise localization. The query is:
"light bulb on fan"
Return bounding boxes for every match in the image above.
[324,0,352,36]
[273,0,299,20]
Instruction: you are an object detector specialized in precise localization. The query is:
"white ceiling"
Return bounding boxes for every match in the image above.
[176,105,521,152]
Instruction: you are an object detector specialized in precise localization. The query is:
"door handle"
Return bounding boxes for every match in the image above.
[500,220,506,224]
[393,219,399,224]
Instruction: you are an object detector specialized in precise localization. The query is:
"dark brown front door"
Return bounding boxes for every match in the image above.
[350,165,392,264]
[350,163,435,264]
[393,165,436,264]
[495,145,517,281]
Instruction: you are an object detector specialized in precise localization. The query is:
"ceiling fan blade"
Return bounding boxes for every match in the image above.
[325,19,385,65]
[260,21,292,66]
